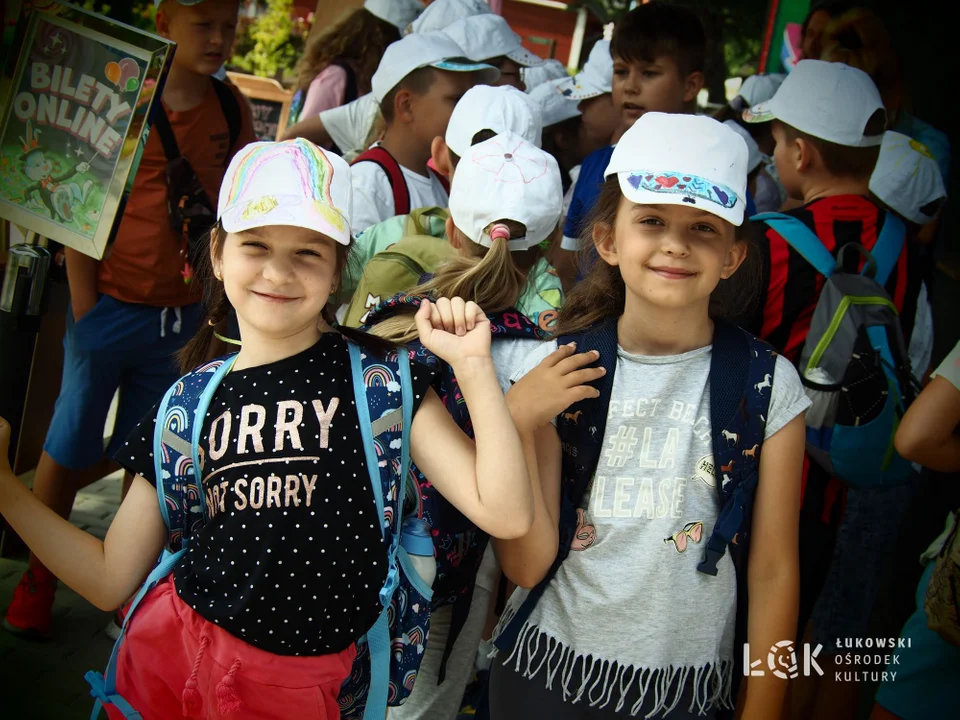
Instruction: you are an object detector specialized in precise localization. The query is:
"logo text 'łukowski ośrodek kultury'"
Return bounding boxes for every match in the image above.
[745,639,907,682]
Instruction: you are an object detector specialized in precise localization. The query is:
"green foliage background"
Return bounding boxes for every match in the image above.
[80,0,309,85]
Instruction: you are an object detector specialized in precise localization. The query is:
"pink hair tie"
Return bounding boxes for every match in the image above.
[489,223,511,242]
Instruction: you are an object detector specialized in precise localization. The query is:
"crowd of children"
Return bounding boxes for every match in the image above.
[0,1,955,719]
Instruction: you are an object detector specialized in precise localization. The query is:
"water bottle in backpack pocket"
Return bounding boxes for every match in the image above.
[753,212,918,488]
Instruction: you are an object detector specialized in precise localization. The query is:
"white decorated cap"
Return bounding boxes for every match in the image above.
[371,31,498,103]
[606,113,749,226]
[446,85,542,157]
[219,139,353,245]
[408,0,491,34]
[530,78,581,128]
[554,40,612,100]
[442,14,544,67]
[743,60,885,148]
[364,0,423,30]
[870,131,947,224]
[449,132,563,251]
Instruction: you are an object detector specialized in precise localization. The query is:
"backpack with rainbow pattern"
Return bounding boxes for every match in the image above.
[86,343,433,720]
[365,291,547,681]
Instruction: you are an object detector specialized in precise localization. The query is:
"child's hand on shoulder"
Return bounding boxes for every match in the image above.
[416,298,491,369]
[0,417,13,477]
[507,343,605,433]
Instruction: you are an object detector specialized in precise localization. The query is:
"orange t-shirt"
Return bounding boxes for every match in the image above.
[98,81,256,307]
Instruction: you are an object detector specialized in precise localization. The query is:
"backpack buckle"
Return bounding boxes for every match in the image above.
[697,547,724,576]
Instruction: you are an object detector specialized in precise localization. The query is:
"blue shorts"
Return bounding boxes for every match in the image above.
[874,561,960,718]
[44,295,203,470]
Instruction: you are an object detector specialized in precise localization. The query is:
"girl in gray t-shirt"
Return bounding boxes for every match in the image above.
[490,113,809,719]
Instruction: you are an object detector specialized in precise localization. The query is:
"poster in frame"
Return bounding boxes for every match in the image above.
[0,1,175,259]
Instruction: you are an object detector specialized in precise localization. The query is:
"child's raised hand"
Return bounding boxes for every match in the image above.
[415,298,491,367]
[0,417,13,476]
[507,343,605,433]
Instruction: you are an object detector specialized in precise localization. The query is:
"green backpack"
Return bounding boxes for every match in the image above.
[344,232,455,328]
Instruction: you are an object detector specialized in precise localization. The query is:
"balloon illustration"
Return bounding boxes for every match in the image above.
[119,57,141,93]
[105,61,121,86]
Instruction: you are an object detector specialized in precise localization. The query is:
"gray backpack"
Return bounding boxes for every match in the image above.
[752,211,916,488]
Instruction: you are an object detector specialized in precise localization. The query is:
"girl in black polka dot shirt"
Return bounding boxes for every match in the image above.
[0,140,534,719]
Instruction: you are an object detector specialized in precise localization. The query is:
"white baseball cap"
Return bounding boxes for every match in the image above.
[219,139,353,246]
[736,74,785,107]
[364,0,423,30]
[449,131,563,251]
[723,120,763,174]
[523,59,569,93]
[605,113,749,227]
[870,132,947,225]
[446,85,543,158]
[371,32,499,104]
[408,0,491,34]
[555,40,612,100]
[442,14,544,67]
[530,78,581,128]
[742,60,885,148]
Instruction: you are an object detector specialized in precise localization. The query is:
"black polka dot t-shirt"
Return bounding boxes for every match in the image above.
[117,333,437,656]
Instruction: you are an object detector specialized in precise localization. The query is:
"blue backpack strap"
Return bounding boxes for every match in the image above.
[155,357,236,549]
[698,320,775,576]
[871,211,906,286]
[86,357,236,719]
[752,211,837,278]
[701,321,776,705]
[494,317,619,653]
[347,342,412,720]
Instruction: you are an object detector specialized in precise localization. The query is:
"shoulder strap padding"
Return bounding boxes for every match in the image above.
[352,146,411,216]
[154,357,235,549]
[698,320,775,575]
[872,212,906,287]
[153,79,241,165]
[151,101,180,161]
[212,77,242,162]
[752,211,837,278]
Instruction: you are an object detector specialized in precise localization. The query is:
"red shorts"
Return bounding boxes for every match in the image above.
[106,576,356,719]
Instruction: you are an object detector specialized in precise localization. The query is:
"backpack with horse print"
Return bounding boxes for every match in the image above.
[492,318,777,709]
[364,291,547,681]
[85,344,432,720]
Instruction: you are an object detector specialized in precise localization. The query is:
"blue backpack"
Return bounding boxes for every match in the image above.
[492,319,777,707]
[752,211,916,488]
[364,292,547,682]
[86,343,432,720]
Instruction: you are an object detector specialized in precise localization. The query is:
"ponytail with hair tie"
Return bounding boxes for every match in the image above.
[488,223,511,243]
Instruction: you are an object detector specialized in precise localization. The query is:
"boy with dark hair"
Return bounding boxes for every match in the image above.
[558,2,706,279]
[3,0,256,639]
[348,31,498,236]
[743,59,920,718]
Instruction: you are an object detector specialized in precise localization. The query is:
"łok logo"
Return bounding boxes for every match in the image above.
[743,641,824,679]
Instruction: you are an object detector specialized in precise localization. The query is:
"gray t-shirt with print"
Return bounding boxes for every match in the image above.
[498,339,810,717]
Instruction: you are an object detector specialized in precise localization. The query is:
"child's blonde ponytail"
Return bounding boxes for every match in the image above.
[371,221,543,343]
